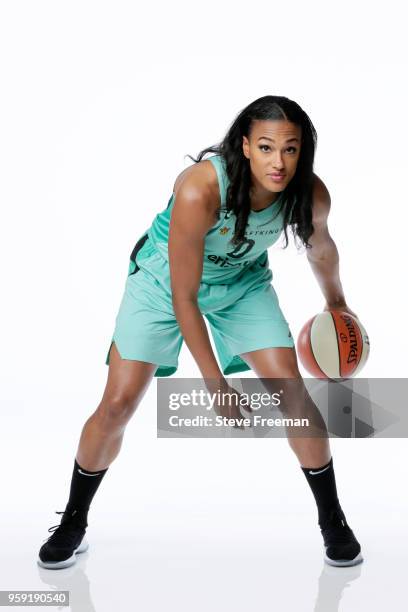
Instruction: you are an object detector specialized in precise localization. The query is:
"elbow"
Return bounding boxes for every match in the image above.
[307,238,338,264]
[307,251,326,264]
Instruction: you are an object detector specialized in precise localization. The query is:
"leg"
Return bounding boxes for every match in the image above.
[76,341,157,471]
[38,343,158,569]
[240,346,330,467]
[240,346,363,567]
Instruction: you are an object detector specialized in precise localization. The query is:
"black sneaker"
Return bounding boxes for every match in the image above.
[37,510,89,570]
[320,505,363,567]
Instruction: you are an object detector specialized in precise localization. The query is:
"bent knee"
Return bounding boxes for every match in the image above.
[98,394,139,424]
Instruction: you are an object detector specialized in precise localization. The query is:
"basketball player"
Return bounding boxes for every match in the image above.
[38,96,362,569]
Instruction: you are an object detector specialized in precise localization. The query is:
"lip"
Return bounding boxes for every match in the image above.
[267,173,285,181]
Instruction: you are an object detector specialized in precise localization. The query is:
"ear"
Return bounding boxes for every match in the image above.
[242,135,250,159]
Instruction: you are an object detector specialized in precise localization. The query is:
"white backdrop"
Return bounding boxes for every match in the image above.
[1,2,407,611]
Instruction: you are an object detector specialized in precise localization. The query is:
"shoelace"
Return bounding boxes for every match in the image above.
[320,507,356,545]
[43,511,85,545]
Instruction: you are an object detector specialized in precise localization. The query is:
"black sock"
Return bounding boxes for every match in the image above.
[301,457,341,525]
[62,459,109,527]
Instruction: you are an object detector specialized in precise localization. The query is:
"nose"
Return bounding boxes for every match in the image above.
[272,152,284,170]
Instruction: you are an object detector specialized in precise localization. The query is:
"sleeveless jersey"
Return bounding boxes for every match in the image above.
[139,154,286,284]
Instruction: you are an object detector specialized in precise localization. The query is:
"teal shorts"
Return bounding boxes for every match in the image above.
[105,234,295,377]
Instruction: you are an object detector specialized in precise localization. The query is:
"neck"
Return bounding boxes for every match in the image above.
[249,184,280,211]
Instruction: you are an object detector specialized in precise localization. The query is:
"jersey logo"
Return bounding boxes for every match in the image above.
[219,227,231,235]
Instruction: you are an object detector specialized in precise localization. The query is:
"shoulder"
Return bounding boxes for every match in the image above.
[170,159,221,230]
[173,158,220,206]
[311,173,331,224]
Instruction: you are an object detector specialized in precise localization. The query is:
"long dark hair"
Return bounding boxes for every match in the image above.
[186,95,317,249]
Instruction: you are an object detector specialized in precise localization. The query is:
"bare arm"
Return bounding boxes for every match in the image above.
[306,175,347,307]
[168,179,224,384]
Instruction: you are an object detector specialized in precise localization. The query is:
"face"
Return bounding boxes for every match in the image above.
[242,119,302,198]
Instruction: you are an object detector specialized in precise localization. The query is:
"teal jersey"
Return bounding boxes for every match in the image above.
[142,154,286,284]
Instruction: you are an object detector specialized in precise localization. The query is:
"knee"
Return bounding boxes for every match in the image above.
[97,394,139,427]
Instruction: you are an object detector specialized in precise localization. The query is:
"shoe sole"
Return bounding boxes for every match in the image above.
[37,537,89,570]
[324,551,363,567]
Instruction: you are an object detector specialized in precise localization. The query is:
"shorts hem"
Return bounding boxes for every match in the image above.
[105,339,179,377]
[221,336,295,376]
[223,360,251,375]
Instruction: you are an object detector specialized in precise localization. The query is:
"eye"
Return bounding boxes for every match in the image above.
[259,144,298,154]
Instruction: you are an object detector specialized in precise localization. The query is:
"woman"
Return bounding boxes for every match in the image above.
[38,95,362,569]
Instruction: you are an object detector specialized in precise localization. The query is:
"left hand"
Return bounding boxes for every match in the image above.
[323,302,359,320]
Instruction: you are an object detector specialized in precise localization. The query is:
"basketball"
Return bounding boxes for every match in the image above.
[296,310,370,379]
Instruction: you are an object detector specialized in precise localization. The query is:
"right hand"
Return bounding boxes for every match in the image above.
[205,378,252,430]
